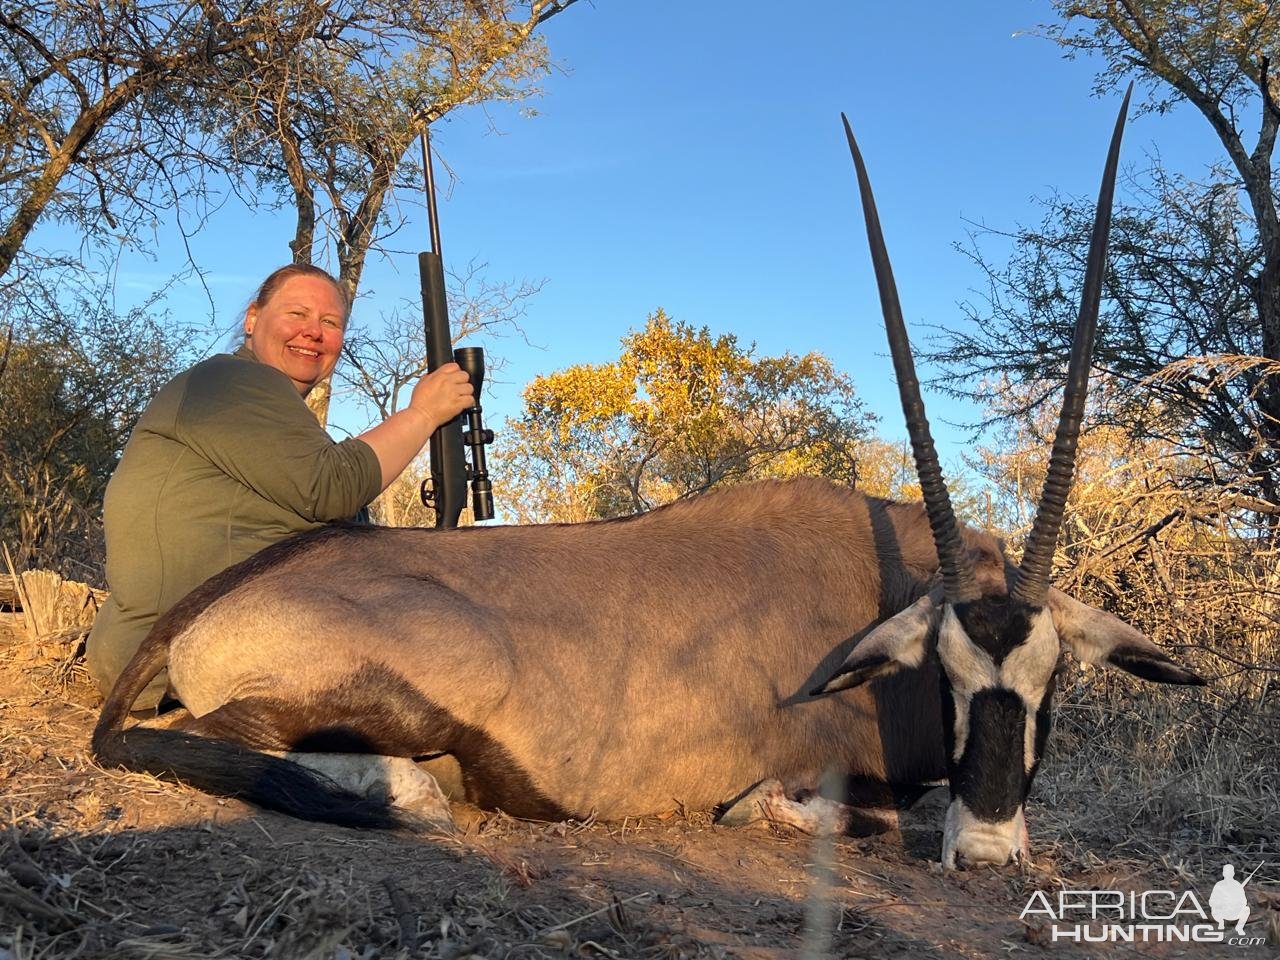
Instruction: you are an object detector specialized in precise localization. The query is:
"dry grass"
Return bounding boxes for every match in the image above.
[0,775,710,959]
[967,377,1280,883]
[0,822,527,960]
[0,621,720,959]
[1020,466,1278,885]
[2,524,1277,956]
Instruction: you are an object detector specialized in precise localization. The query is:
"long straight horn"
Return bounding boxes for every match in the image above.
[842,113,979,603]
[1011,84,1133,608]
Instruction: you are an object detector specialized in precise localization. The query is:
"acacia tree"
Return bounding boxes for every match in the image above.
[940,165,1275,498]
[0,0,350,278]
[934,2,1280,510]
[209,0,579,424]
[1050,2,1279,352]
[498,311,877,523]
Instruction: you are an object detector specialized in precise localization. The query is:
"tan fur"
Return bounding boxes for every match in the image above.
[161,478,998,817]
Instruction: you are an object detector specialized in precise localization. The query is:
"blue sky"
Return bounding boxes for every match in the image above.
[101,2,1219,461]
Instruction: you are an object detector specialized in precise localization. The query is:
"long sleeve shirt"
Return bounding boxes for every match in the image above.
[86,343,381,707]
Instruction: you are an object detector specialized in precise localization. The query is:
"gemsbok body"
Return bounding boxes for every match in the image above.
[94,86,1204,868]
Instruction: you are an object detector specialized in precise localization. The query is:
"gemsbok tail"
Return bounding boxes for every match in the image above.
[90,567,406,830]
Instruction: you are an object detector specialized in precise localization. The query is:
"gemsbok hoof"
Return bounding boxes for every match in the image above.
[284,753,455,832]
[717,780,851,835]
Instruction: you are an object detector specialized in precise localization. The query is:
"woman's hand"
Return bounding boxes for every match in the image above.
[359,362,475,491]
[409,362,474,431]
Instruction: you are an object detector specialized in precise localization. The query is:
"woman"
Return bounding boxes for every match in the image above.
[85,264,475,709]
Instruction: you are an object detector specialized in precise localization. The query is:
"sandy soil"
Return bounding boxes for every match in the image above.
[1,632,1274,959]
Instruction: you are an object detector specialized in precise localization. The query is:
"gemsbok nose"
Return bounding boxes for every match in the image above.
[840,84,1135,869]
[944,802,1030,868]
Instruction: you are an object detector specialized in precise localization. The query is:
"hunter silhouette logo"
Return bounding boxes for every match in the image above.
[1210,862,1260,936]
[1020,860,1267,945]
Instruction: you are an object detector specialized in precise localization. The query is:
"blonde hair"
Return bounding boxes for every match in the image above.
[249,264,350,322]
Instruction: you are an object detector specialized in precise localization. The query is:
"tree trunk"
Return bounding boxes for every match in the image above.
[0,106,117,278]
[307,150,396,428]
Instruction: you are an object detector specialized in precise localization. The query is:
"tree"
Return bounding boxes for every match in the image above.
[938,163,1276,501]
[1047,1,1279,362]
[0,0,346,278]
[497,310,877,523]
[0,2,578,373]
[0,266,186,576]
[933,2,1280,510]
[206,0,580,424]
[854,437,992,527]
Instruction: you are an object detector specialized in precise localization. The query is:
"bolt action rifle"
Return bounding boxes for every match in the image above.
[417,127,495,527]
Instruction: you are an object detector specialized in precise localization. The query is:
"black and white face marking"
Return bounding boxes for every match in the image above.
[813,581,1203,868]
[935,597,1060,868]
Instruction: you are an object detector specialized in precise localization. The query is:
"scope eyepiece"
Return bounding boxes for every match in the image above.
[471,479,494,521]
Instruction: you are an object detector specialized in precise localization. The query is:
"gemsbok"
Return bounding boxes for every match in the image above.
[93,85,1203,867]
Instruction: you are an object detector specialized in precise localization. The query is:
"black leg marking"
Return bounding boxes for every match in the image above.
[838,774,939,810]
[171,702,294,751]
[185,663,566,822]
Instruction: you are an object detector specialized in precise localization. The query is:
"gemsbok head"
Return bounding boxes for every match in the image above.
[816,85,1206,868]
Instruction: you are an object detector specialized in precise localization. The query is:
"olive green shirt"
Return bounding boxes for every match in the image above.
[86,344,381,707]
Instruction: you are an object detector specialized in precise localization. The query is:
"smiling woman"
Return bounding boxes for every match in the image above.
[85,264,476,709]
[243,270,349,394]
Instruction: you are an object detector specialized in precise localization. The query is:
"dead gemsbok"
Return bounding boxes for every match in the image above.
[93,86,1202,868]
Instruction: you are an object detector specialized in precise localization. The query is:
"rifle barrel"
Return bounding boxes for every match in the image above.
[416,124,495,527]
[421,130,443,256]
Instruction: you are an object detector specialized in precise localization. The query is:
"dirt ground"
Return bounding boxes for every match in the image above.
[1,629,1276,960]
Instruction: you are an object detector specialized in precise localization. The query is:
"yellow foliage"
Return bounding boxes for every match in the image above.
[1055,0,1278,92]
[496,310,876,522]
[973,376,1277,635]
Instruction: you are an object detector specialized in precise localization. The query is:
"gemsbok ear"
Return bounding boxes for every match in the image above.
[1047,589,1206,686]
[812,592,942,695]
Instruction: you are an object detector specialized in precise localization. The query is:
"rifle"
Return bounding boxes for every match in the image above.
[417,127,495,527]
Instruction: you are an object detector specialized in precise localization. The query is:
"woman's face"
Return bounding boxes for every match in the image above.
[244,274,347,394]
